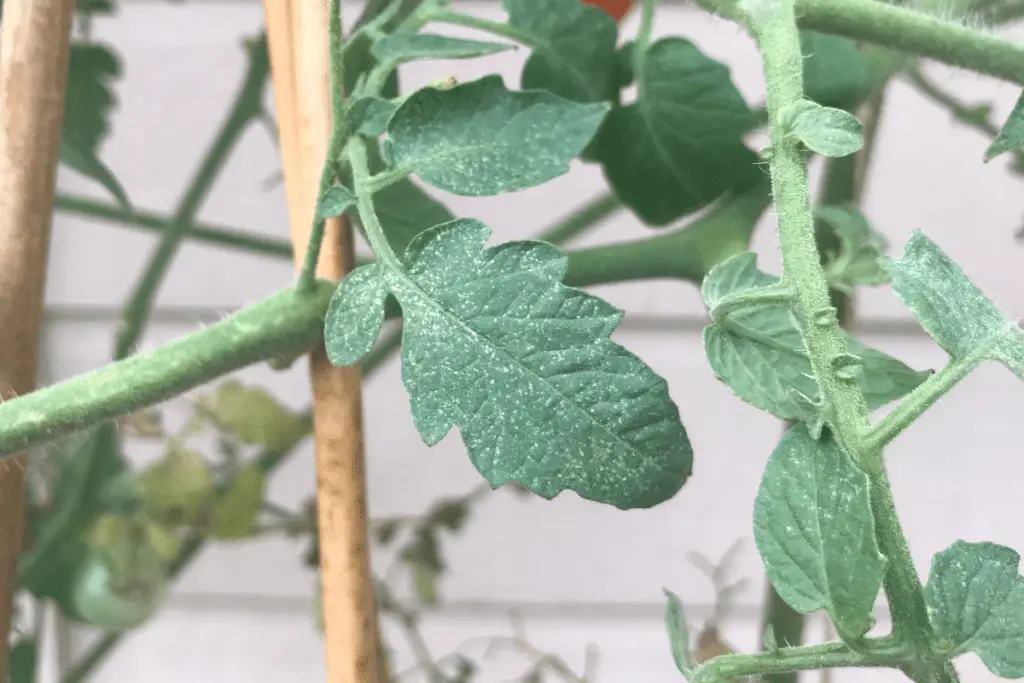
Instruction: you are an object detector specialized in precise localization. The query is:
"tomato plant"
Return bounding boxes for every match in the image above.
[15,0,1024,681]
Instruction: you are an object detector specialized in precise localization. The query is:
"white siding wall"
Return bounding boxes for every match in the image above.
[41,2,1024,681]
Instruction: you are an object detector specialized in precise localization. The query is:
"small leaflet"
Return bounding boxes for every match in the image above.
[925,540,1024,677]
[754,424,885,641]
[664,589,696,677]
[784,100,864,158]
[315,185,356,220]
[387,75,608,196]
[986,89,1024,162]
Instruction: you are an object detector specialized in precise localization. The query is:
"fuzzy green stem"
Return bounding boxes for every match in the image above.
[0,282,335,461]
[751,1,946,672]
[755,0,873,458]
[869,470,943,666]
[113,35,269,360]
[54,194,294,259]
[694,638,907,682]
[55,327,403,683]
[349,138,404,270]
[635,0,657,59]
[794,0,1024,85]
[865,345,987,452]
[710,283,793,326]
[424,10,540,48]
[297,0,350,293]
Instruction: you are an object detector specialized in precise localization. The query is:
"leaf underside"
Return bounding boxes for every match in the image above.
[882,231,1024,379]
[701,253,930,422]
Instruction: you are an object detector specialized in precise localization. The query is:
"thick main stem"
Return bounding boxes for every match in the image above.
[753,1,949,675]
[756,1,872,457]
[794,0,1024,85]
[0,0,78,678]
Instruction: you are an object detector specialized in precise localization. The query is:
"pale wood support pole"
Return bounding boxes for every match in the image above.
[262,2,381,683]
[0,0,77,677]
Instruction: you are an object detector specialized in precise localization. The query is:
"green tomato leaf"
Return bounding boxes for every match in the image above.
[664,589,695,676]
[371,218,692,509]
[882,231,1024,378]
[315,185,356,219]
[593,38,759,226]
[925,540,1024,677]
[785,100,864,158]
[815,204,891,296]
[986,90,1024,162]
[702,253,930,421]
[61,43,130,209]
[504,0,619,102]
[348,97,398,137]
[325,263,389,367]
[800,32,871,111]
[372,33,513,63]
[754,424,885,640]
[387,75,608,196]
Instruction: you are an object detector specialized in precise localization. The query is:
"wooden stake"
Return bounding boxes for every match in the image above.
[0,0,77,677]
[261,2,381,683]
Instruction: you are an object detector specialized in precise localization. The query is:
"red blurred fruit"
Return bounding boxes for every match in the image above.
[582,0,633,22]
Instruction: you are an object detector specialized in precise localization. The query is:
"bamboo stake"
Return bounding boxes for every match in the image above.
[261,2,381,683]
[0,0,78,677]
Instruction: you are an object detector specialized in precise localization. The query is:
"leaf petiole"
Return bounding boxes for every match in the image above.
[422,10,541,49]
[692,637,908,683]
[348,137,405,271]
[708,281,793,328]
[863,344,988,452]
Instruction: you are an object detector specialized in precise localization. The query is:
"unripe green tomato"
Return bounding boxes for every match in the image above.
[71,552,165,631]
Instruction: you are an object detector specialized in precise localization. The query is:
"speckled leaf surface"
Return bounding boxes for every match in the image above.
[701,253,929,420]
[754,424,885,640]
[384,218,692,509]
[883,231,1024,378]
[925,540,1024,677]
[504,0,618,102]
[324,263,390,367]
[387,75,608,196]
